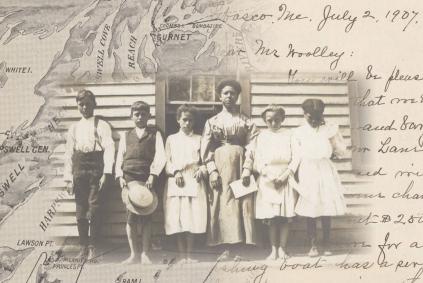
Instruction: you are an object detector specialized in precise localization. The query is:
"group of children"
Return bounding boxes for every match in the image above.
[65,86,347,264]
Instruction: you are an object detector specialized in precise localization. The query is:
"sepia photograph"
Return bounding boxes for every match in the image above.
[32,71,369,281]
[0,0,421,282]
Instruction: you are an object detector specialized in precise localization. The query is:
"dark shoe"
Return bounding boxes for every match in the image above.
[77,246,88,259]
[87,245,96,261]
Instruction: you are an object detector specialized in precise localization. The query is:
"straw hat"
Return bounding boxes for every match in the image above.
[121,181,158,215]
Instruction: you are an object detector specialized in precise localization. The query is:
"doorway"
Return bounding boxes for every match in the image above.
[163,75,236,137]
[165,104,220,136]
[158,74,240,251]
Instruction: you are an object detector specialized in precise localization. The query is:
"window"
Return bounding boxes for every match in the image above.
[167,75,236,104]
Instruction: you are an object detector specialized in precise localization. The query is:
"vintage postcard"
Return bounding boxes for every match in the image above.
[0,0,421,282]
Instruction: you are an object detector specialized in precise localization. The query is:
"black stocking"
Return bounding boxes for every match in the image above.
[321,216,331,247]
[306,218,317,247]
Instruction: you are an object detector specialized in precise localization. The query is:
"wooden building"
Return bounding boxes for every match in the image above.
[47,73,369,251]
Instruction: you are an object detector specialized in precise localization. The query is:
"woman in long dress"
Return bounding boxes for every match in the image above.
[294,98,347,257]
[201,79,259,255]
[164,105,208,262]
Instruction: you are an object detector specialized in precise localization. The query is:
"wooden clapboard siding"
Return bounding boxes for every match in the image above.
[44,184,372,201]
[251,84,348,95]
[60,83,156,96]
[252,95,349,105]
[46,81,159,241]
[252,105,350,115]
[249,74,368,217]
[50,95,156,107]
[47,75,369,250]
[249,74,369,247]
[58,118,156,130]
[57,107,156,119]
[252,116,351,128]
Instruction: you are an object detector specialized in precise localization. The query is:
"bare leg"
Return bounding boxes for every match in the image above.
[218,244,230,261]
[176,233,186,262]
[230,244,244,261]
[121,223,139,264]
[278,220,290,259]
[267,219,278,260]
[186,233,197,262]
[306,217,318,257]
[140,219,152,264]
[76,219,89,258]
[216,244,240,261]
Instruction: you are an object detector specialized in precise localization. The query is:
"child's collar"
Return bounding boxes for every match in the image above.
[81,116,94,121]
[179,129,194,136]
[267,127,283,133]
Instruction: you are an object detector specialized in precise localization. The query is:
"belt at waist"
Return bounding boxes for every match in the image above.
[220,140,244,147]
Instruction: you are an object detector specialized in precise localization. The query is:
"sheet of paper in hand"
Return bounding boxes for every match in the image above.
[167,176,198,197]
[230,176,258,199]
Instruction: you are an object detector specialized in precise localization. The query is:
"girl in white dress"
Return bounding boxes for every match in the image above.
[294,99,347,257]
[164,104,208,262]
[241,105,300,260]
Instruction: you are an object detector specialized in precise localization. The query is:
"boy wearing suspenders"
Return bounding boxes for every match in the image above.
[64,90,115,260]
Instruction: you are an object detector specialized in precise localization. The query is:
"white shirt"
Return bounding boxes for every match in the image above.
[165,130,206,175]
[294,121,347,160]
[115,127,166,178]
[64,116,115,182]
[243,128,300,174]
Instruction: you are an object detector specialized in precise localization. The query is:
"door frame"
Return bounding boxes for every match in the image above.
[154,74,251,134]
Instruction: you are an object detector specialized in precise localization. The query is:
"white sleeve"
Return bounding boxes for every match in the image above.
[115,132,126,179]
[63,124,75,182]
[165,136,178,175]
[99,121,115,174]
[150,131,166,176]
[328,124,347,158]
[243,136,256,172]
[288,133,301,173]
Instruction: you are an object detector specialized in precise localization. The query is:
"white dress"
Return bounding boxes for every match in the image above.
[244,129,300,219]
[294,122,347,217]
[164,131,207,235]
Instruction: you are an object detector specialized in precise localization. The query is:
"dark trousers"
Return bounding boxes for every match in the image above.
[72,151,104,248]
[74,172,103,247]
